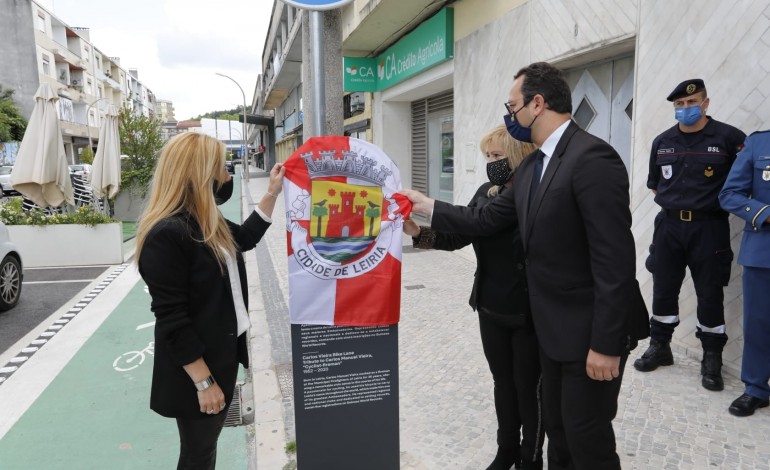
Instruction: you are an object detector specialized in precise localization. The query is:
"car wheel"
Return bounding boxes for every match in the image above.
[0,255,21,311]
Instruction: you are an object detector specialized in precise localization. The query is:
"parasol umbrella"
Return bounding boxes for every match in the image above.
[10,83,74,208]
[90,104,121,199]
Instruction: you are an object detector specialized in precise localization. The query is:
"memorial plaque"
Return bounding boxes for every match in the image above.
[292,323,399,469]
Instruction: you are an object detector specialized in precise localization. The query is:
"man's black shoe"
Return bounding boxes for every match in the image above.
[701,351,724,391]
[633,339,673,372]
[728,393,769,417]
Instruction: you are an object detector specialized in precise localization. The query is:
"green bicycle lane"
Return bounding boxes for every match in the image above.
[0,175,250,469]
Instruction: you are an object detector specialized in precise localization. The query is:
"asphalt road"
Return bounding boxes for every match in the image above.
[0,266,109,354]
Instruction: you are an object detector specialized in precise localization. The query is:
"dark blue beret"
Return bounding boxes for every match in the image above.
[666,79,706,101]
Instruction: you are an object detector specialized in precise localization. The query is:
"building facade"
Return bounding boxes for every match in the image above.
[155,99,176,123]
[0,0,157,164]
[331,0,770,372]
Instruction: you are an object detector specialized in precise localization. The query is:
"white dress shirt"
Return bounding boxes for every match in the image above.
[537,120,571,181]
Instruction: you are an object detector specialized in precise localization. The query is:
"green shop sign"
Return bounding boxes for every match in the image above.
[343,7,454,92]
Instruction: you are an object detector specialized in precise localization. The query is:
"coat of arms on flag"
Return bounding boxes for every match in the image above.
[282,136,411,326]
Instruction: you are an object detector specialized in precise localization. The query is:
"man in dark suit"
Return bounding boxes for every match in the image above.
[403,62,646,470]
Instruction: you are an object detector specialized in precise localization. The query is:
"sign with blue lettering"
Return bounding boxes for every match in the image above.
[280,0,354,10]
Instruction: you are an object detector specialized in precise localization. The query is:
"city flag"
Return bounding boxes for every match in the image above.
[282,136,411,326]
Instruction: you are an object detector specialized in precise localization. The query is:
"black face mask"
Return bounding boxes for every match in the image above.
[486,158,512,186]
[213,178,234,205]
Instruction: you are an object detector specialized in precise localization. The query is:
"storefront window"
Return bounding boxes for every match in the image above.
[428,112,454,203]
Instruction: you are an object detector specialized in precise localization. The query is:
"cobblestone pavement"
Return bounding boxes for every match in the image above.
[246,173,770,470]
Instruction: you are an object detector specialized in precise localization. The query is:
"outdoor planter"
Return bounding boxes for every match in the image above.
[7,222,123,268]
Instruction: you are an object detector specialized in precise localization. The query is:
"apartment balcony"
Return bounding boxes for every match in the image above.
[60,120,89,139]
[102,75,121,90]
[263,8,303,109]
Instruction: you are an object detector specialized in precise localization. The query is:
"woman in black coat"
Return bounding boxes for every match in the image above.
[135,132,284,469]
[404,126,543,470]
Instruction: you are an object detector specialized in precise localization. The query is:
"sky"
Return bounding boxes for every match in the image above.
[38,0,273,120]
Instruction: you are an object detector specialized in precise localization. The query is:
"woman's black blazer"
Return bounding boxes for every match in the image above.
[418,182,529,317]
[138,210,270,418]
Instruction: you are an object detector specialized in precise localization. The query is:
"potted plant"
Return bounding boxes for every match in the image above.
[0,198,122,268]
[113,106,164,221]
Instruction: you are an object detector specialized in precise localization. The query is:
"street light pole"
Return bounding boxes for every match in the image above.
[215,72,249,181]
[86,96,109,156]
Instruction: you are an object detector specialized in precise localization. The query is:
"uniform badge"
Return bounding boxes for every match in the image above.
[686,83,696,94]
[704,166,714,177]
[763,169,770,181]
[662,165,673,179]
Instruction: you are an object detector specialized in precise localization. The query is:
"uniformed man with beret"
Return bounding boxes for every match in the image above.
[635,79,746,391]
[719,131,770,416]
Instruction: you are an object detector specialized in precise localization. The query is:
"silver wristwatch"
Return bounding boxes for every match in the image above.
[194,375,216,391]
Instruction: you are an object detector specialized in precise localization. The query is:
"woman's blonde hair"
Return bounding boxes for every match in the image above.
[135,132,235,268]
[480,125,537,197]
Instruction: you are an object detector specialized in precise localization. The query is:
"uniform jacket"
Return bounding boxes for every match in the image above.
[647,117,746,212]
[719,130,770,268]
[138,210,270,418]
[414,182,529,318]
[432,121,648,361]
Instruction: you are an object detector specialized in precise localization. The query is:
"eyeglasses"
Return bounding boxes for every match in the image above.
[504,101,528,116]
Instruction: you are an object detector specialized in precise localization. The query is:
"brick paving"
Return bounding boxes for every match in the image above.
[245,172,770,470]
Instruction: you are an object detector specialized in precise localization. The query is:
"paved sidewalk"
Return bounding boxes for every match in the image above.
[244,167,770,470]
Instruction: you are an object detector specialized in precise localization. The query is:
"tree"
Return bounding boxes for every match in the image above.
[0,85,28,142]
[79,146,95,164]
[118,106,164,195]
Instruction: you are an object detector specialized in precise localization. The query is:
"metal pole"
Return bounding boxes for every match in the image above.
[310,10,326,137]
[215,72,249,181]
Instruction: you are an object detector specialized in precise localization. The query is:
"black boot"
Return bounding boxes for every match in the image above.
[633,339,674,372]
[486,446,520,470]
[701,350,724,391]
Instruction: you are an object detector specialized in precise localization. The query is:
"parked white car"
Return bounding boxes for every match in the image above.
[69,164,93,183]
[0,222,22,311]
[0,166,15,197]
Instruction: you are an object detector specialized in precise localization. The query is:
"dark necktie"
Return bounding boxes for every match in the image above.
[528,150,545,209]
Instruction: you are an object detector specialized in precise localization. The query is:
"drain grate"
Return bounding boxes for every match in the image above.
[224,383,243,427]
[275,363,294,399]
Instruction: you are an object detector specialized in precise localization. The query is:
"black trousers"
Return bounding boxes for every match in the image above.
[479,310,544,467]
[539,350,627,470]
[649,216,731,350]
[176,411,228,470]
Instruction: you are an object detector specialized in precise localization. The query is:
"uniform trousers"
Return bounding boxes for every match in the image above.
[176,410,228,470]
[539,350,627,470]
[741,266,770,401]
[478,310,544,467]
[650,216,731,349]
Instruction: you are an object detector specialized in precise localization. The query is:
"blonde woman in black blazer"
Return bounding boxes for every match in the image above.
[135,132,284,469]
[405,126,544,470]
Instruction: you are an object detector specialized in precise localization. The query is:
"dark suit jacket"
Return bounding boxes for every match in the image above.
[138,210,270,418]
[432,121,648,362]
[415,182,529,319]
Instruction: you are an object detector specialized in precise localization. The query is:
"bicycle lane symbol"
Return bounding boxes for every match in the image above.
[113,341,154,372]
[113,317,156,373]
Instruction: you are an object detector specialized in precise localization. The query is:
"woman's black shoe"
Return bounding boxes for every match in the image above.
[486,446,521,470]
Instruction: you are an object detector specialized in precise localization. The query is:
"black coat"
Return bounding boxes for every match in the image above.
[432,121,648,362]
[138,210,270,418]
